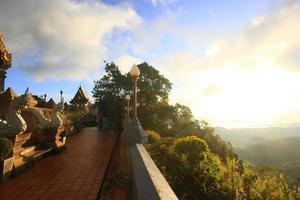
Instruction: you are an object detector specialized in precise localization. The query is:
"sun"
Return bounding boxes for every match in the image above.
[182,67,300,128]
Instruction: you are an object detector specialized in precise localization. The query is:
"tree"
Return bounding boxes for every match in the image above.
[93,61,235,157]
[172,136,209,165]
[168,103,202,137]
[146,134,298,200]
[93,61,298,200]
[93,62,172,130]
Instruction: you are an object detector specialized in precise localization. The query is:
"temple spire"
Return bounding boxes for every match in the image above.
[0,32,12,92]
[70,85,91,110]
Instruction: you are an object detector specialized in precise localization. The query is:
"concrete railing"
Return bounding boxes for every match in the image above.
[129,144,178,200]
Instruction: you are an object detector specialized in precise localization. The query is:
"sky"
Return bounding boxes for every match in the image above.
[1,0,300,128]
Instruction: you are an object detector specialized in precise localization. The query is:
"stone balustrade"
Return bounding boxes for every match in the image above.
[129,144,178,200]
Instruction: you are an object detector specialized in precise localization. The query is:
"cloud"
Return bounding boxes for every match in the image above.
[153,51,202,80]
[201,84,223,96]
[150,0,179,7]
[250,15,266,27]
[131,15,178,55]
[143,1,300,81]
[201,1,300,72]
[0,0,141,81]
[115,55,144,73]
[143,1,300,127]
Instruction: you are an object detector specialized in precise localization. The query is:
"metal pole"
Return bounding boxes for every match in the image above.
[127,99,130,117]
[133,77,137,118]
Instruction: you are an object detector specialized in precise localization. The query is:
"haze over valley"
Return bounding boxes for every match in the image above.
[215,126,300,185]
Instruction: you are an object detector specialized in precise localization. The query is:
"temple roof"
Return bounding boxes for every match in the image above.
[70,86,91,105]
[0,87,17,101]
[45,98,56,109]
[0,87,37,107]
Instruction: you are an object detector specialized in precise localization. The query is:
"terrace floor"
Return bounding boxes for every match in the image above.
[0,127,118,200]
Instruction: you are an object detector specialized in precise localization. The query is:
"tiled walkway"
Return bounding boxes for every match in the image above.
[0,128,118,200]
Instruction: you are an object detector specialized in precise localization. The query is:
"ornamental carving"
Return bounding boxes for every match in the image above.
[0,32,12,70]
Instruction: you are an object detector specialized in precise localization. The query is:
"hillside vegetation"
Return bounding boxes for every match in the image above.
[236,137,300,185]
[93,62,299,199]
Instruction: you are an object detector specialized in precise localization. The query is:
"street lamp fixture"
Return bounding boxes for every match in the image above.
[130,64,140,118]
[128,64,148,144]
[129,64,140,79]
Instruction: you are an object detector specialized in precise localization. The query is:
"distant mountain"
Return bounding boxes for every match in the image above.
[214,127,300,147]
[236,137,300,166]
[235,137,300,185]
[214,127,300,186]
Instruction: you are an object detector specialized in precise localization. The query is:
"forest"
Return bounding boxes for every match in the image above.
[93,62,299,200]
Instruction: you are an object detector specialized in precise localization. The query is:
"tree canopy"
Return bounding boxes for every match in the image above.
[93,61,298,199]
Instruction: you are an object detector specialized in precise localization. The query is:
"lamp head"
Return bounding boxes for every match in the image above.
[125,94,130,101]
[129,64,140,79]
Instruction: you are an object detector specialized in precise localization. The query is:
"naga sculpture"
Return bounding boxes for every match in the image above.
[21,97,65,148]
[0,89,32,170]
[0,89,30,135]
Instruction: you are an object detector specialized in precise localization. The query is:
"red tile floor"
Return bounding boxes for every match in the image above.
[0,127,118,200]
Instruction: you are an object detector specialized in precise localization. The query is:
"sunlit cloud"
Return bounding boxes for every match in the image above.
[2,0,300,127]
[150,1,300,127]
[115,55,144,73]
[0,0,141,81]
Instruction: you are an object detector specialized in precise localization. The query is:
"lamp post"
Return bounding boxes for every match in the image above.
[129,65,139,118]
[128,64,148,144]
[125,94,130,117]
[60,90,63,100]
[123,94,131,129]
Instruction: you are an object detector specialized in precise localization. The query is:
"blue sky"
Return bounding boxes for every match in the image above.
[2,0,300,128]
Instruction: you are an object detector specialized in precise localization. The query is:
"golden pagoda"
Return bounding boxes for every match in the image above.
[0,32,12,92]
[70,86,92,110]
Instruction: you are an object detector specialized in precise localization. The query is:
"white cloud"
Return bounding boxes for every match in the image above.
[115,55,144,73]
[150,0,179,7]
[153,51,202,80]
[250,15,266,27]
[132,15,177,55]
[146,1,300,79]
[0,0,141,81]
[147,1,300,127]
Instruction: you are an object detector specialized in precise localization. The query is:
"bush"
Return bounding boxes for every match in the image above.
[172,136,209,166]
[81,112,97,127]
[0,136,13,160]
[173,136,209,156]
[146,130,161,144]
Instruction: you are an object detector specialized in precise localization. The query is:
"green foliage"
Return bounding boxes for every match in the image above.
[0,136,13,160]
[81,112,97,127]
[61,110,80,135]
[235,137,300,186]
[92,62,235,160]
[93,62,172,130]
[93,61,298,199]
[63,109,97,132]
[146,134,298,200]
[204,131,237,162]
[145,130,161,144]
[92,62,129,128]
[172,136,208,165]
